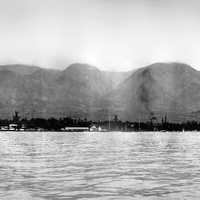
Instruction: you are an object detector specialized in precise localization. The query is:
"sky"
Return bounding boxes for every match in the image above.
[0,0,200,71]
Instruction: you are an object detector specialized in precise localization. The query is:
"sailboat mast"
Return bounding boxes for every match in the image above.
[109,115,110,131]
[139,115,140,131]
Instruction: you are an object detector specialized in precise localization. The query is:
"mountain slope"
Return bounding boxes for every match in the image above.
[0,62,199,122]
[106,63,200,122]
[0,63,131,119]
[55,63,122,118]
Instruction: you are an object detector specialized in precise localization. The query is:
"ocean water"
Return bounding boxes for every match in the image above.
[0,131,200,199]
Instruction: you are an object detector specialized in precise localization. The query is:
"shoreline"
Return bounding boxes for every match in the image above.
[0,130,198,133]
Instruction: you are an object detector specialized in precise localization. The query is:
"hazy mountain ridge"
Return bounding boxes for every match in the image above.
[0,63,130,119]
[0,62,199,122]
[106,62,200,122]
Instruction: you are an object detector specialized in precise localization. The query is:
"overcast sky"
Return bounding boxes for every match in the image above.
[0,0,200,71]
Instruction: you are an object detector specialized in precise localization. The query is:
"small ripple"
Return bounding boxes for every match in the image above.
[0,132,200,199]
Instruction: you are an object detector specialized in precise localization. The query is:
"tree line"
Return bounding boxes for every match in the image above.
[1,112,200,131]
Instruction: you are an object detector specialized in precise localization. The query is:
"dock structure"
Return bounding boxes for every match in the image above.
[62,127,89,132]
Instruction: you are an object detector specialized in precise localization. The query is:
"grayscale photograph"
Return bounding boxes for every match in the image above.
[0,0,200,199]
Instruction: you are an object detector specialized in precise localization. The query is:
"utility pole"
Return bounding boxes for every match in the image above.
[139,115,141,131]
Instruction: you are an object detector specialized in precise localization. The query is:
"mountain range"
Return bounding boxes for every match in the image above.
[0,62,200,122]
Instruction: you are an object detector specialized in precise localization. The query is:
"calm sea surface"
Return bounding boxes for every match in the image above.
[0,131,200,199]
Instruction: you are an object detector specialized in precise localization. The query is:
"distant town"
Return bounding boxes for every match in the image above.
[0,111,200,132]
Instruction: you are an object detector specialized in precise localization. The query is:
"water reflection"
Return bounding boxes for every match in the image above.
[0,132,200,199]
